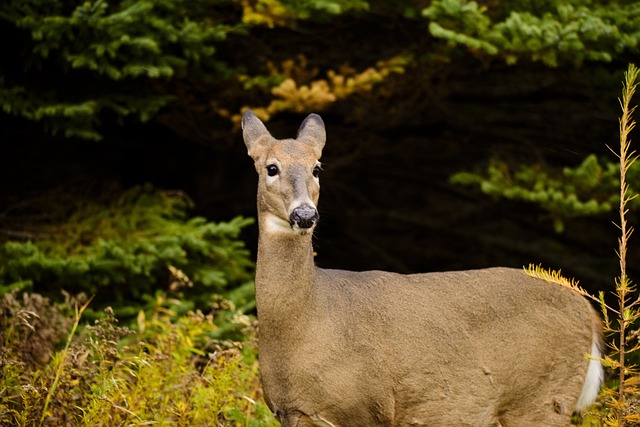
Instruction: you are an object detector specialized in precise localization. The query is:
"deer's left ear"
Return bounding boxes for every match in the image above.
[297,113,326,156]
[242,110,272,159]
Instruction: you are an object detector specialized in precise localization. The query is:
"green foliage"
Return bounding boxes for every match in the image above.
[0,186,255,318]
[422,0,640,67]
[422,0,498,55]
[239,0,373,27]
[3,0,639,141]
[280,0,370,16]
[0,291,277,426]
[451,154,629,232]
[1,0,233,139]
[7,0,227,76]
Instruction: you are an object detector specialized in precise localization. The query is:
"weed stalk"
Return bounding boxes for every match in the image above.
[38,296,93,427]
[608,63,640,426]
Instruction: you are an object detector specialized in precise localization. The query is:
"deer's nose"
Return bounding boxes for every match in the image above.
[289,205,319,229]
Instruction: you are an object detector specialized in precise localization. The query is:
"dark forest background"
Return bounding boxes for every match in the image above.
[4,1,640,423]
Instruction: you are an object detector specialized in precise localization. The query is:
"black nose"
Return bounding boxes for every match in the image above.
[289,205,319,229]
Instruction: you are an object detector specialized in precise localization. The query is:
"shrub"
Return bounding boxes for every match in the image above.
[0,185,255,319]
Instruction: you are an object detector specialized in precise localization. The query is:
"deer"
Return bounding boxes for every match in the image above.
[241,109,604,427]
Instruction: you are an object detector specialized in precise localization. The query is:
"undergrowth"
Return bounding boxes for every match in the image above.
[0,184,256,320]
[0,290,277,426]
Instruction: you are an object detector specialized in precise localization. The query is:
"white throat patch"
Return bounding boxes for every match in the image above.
[263,213,314,236]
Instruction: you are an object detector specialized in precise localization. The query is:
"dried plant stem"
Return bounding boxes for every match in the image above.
[39,297,93,427]
[613,63,639,424]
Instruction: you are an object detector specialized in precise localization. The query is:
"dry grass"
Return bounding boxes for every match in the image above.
[0,291,277,426]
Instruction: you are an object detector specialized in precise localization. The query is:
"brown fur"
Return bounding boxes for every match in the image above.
[242,110,603,427]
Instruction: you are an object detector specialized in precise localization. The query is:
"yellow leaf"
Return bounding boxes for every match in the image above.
[137,309,146,334]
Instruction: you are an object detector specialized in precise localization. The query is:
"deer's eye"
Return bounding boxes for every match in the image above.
[312,165,321,178]
[266,164,279,177]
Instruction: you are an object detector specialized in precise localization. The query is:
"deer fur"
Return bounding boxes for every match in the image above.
[241,110,604,427]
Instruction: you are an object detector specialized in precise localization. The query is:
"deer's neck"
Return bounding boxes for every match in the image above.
[254,217,317,338]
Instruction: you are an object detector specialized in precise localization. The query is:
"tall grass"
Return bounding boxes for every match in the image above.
[39,296,93,426]
[0,291,278,426]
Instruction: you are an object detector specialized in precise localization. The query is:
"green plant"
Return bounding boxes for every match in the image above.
[422,0,640,67]
[0,185,255,319]
[3,0,640,144]
[1,0,233,140]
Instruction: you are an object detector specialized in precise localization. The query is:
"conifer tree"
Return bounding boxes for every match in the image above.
[3,0,640,310]
[2,0,639,141]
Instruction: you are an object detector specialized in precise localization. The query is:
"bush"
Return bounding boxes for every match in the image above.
[0,185,255,319]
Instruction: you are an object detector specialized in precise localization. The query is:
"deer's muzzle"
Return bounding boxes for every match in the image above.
[289,205,319,230]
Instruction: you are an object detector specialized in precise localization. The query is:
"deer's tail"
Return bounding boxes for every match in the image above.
[575,324,604,412]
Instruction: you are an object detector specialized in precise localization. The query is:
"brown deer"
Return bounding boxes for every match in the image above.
[241,110,603,427]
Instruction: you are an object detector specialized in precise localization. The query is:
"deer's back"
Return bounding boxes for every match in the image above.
[307,266,597,425]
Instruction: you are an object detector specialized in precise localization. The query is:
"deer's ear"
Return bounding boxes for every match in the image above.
[297,113,325,156]
[242,110,272,159]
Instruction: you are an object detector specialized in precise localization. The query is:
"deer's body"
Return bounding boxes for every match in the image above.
[242,111,603,427]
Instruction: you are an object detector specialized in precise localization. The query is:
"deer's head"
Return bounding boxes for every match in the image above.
[242,110,325,236]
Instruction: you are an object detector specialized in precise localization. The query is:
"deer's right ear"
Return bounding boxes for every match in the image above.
[242,110,271,159]
[297,113,325,156]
